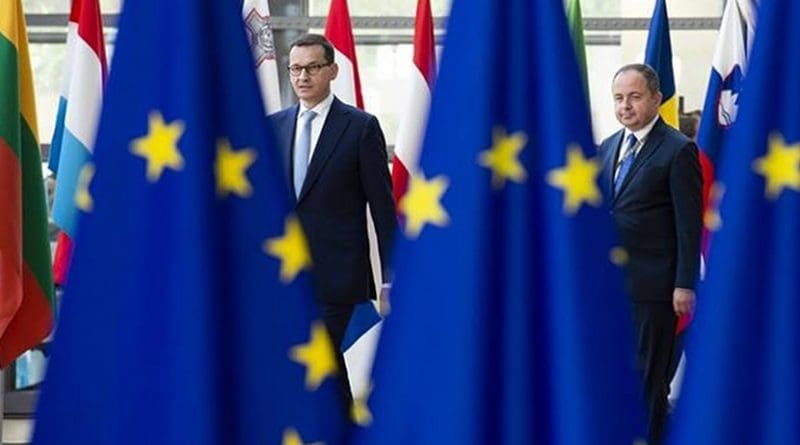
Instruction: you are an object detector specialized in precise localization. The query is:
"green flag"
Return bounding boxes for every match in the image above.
[0,0,55,367]
[566,0,589,97]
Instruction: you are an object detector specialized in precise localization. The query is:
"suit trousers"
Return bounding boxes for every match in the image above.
[321,302,355,413]
[631,301,678,445]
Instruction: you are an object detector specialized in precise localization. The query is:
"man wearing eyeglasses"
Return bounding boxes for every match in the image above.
[270,33,397,412]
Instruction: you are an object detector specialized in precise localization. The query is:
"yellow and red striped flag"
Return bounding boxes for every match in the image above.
[644,0,679,127]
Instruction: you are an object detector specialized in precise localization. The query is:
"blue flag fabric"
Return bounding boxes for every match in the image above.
[31,0,347,444]
[342,301,381,351]
[351,0,644,443]
[669,0,800,443]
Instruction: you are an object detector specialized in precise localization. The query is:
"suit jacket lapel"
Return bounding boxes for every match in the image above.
[298,97,350,202]
[603,130,624,201]
[275,105,299,190]
[612,118,667,203]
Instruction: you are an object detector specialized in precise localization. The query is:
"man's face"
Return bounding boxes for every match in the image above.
[612,70,662,131]
[288,44,338,108]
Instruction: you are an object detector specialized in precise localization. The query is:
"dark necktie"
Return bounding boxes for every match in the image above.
[614,133,638,195]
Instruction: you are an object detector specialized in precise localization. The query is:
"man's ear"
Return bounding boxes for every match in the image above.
[329,62,339,81]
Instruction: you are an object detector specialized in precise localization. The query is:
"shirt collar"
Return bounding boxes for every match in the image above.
[300,93,334,118]
[624,114,660,145]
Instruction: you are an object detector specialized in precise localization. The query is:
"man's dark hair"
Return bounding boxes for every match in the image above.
[290,33,335,64]
[613,63,661,95]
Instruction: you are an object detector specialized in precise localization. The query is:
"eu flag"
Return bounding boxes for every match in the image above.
[31,0,347,444]
[669,0,800,443]
[351,0,644,443]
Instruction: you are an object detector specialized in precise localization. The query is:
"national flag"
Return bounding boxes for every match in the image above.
[351,0,644,442]
[392,0,436,205]
[51,231,72,285]
[697,0,758,237]
[31,0,347,443]
[243,0,282,113]
[566,0,588,97]
[325,0,364,108]
[48,0,108,285]
[645,0,679,128]
[0,0,55,367]
[324,0,385,400]
[668,0,800,442]
[697,0,757,165]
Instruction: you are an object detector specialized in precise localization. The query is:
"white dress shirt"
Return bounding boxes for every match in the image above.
[294,93,335,166]
[615,114,660,180]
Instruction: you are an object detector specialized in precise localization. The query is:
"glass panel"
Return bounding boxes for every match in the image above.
[309,0,718,18]
[614,0,722,17]
[358,44,410,146]
[29,43,68,147]
[22,0,122,14]
[570,0,725,18]
[580,0,621,17]
[310,0,451,16]
[101,0,123,13]
[22,0,69,13]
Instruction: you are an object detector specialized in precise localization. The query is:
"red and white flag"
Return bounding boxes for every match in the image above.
[49,0,108,285]
[392,0,436,204]
[325,0,364,109]
[243,0,281,113]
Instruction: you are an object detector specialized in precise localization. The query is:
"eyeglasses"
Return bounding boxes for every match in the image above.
[287,62,332,77]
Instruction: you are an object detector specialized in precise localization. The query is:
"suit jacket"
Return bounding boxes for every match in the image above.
[270,97,397,305]
[599,118,702,302]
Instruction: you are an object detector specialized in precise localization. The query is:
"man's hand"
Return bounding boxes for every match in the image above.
[673,287,696,316]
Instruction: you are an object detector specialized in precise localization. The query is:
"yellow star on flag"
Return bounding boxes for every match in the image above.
[289,321,337,390]
[216,139,256,198]
[546,144,602,214]
[398,173,450,239]
[282,428,305,445]
[351,383,374,426]
[264,216,311,283]
[609,246,629,267]
[752,132,800,199]
[75,162,95,212]
[478,127,528,189]
[130,111,185,182]
[704,182,725,231]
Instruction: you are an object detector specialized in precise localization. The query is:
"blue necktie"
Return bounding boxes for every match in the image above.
[614,133,638,195]
[294,110,317,198]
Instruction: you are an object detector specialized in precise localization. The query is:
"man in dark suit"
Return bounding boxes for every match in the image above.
[599,63,702,445]
[270,33,396,411]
